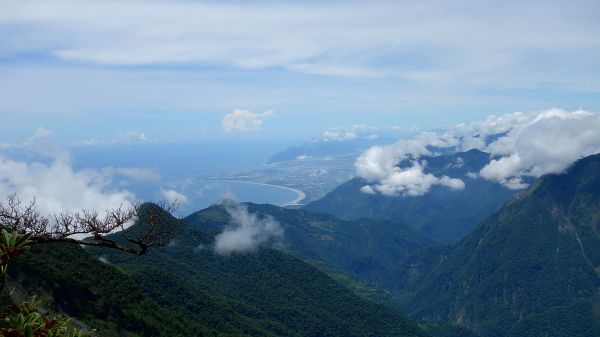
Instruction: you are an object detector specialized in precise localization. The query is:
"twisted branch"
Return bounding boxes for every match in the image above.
[0,194,182,255]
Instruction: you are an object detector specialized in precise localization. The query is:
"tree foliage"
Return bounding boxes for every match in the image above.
[0,297,87,337]
[0,195,183,337]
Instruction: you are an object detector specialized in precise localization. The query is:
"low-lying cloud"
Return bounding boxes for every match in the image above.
[213,200,283,256]
[356,109,600,195]
[0,155,134,215]
[479,109,600,189]
[222,109,273,132]
[0,128,163,215]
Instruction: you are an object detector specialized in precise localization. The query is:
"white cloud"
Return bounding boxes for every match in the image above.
[0,155,134,215]
[1,126,68,159]
[360,185,376,194]
[0,129,166,216]
[23,127,52,146]
[214,200,283,256]
[479,109,600,188]
[355,133,459,182]
[321,129,357,141]
[359,160,464,197]
[0,0,597,87]
[221,109,273,132]
[355,108,600,195]
[160,189,189,205]
[318,124,402,142]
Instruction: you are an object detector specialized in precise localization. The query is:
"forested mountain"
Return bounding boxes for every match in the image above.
[7,212,431,337]
[392,153,600,337]
[9,153,599,337]
[185,203,432,288]
[305,149,517,242]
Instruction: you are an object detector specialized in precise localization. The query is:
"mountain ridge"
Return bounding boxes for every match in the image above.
[185,203,433,289]
[8,209,432,337]
[305,149,517,242]
[393,153,600,337]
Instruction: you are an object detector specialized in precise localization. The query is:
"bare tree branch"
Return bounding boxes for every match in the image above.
[0,194,182,255]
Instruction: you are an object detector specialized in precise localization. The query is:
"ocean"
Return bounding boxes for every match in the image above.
[69,140,302,215]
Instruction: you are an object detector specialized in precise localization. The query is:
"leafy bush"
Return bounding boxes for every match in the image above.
[0,297,89,337]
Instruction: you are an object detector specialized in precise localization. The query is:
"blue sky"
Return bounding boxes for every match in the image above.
[1,0,599,144]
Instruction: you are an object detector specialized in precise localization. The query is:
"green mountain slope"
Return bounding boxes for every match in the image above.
[9,216,430,337]
[8,243,215,336]
[305,149,517,242]
[185,203,432,288]
[394,153,600,337]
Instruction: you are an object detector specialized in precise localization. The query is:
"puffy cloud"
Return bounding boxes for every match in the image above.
[0,129,165,216]
[360,185,376,194]
[160,189,189,205]
[0,155,134,215]
[214,200,283,256]
[355,133,459,182]
[221,109,273,132]
[479,109,600,188]
[355,108,600,195]
[359,160,464,197]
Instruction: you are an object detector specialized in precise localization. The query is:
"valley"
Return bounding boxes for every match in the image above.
[1,3,599,336]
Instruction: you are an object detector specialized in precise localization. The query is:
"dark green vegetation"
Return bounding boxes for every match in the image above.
[393,154,600,337]
[186,203,432,289]
[8,243,193,336]
[7,214,430,337]
[7,152,600,337]
[306,149,517,242]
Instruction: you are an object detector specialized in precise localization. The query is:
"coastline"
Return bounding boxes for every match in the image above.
[208,179,306,206]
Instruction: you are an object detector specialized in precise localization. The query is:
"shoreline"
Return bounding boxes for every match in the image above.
[208,179,306,206]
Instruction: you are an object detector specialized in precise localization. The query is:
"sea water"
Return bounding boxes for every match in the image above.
[69,140,301,215]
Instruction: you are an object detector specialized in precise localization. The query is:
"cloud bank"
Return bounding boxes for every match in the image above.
[222,109,273,132]
[479,109,600,189]
[0,155,134,215]
[0,128,163,214]
[1,0,598,88]
[356,109,600,195]
[214,201,283,256]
